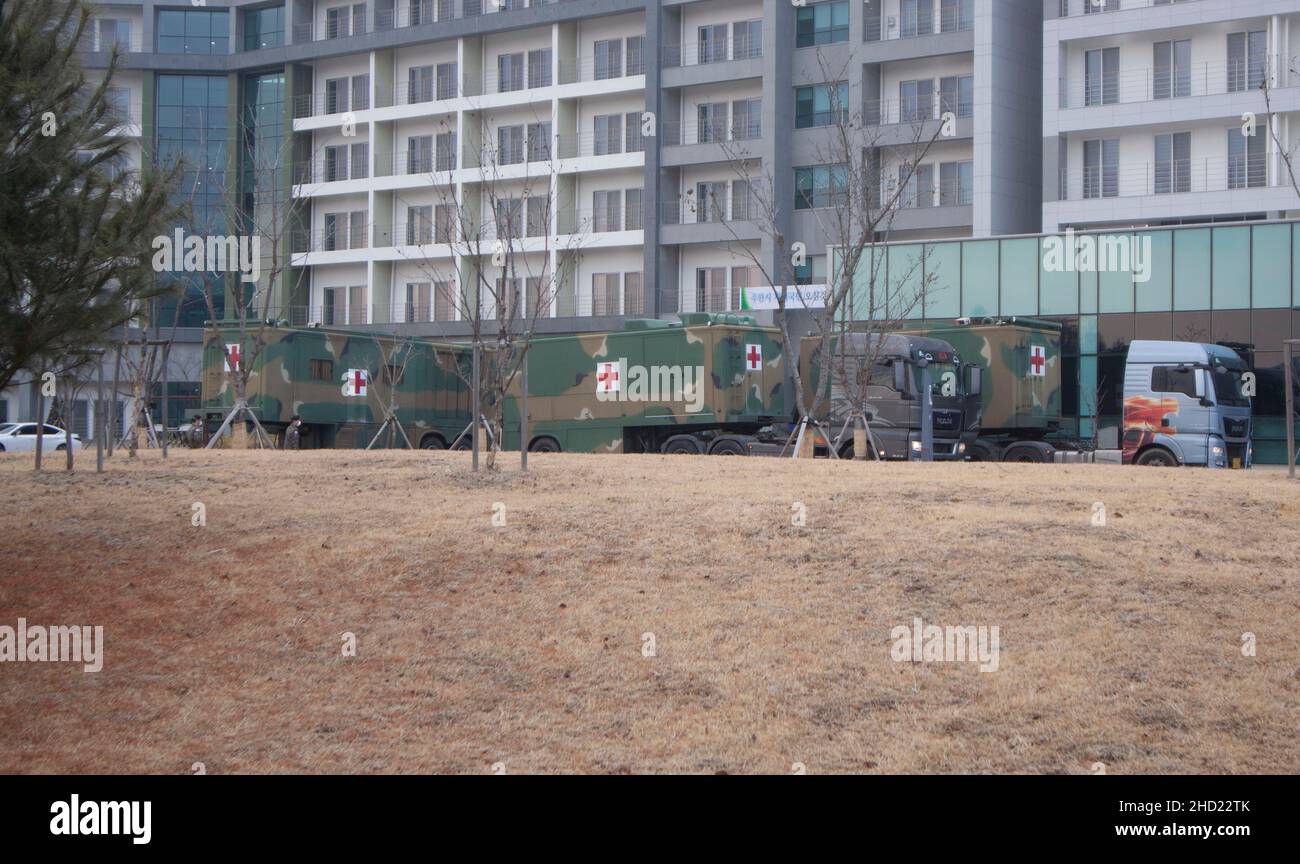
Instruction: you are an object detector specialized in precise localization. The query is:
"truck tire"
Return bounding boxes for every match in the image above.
[709,438,747,456]
[1002,441,1053,463]
[1135,446,1177,467]
[528,437,561,453]
[968,440,1002,462]
[663,436,702,455]
[420,434,446,450]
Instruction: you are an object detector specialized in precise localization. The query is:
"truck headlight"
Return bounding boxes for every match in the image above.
[910,440,923,453]
[957,442,966,454]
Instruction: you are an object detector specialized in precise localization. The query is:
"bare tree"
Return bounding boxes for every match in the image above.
[395,109,589,469]
[363,328,419,450]
[711,50,948,458]
[1260,57,1300,199]
[196,110,315,449]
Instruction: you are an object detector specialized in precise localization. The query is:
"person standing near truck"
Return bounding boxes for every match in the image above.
[284,415,302,451]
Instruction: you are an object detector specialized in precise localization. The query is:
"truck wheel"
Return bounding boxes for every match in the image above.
[663,436,702,455]
[710,439,746,456]
[1136,447,1177,467]
[968,441,1002,462]
[1002,443,1046,463]
[528,437,561,453]
[420,435,446,450]
[451,437,471,451]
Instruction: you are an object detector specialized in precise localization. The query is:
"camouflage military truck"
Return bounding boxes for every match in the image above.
[903,318,1063,462]
[201,327,472,449]
[497,313,788,454]
[798,332,984,460]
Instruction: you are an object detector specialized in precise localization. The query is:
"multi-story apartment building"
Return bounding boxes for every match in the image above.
[72,0,1044,334]
[1043,0,1300,231]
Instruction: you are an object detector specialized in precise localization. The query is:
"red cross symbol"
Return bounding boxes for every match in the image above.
[225,343,241,371]
[597,364,618,391]
[747,345,762,369]
[1030,346,1045,376]
[353,370,366,393]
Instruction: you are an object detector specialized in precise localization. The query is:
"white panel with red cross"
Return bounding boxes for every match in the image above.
[342,368,369,397]
[1028,345,1046,378]
[745,344,762,372]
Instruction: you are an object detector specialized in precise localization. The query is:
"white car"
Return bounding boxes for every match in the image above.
[0,423,84,452]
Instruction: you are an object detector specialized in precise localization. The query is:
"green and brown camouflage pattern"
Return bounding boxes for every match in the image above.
[201,327,471,448]
[499,314,786,453]
[903,319,1063,435]
[202,314,786,453]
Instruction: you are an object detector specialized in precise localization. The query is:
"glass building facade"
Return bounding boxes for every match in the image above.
[154,74,230,326]
[847,222,1300,463]
[157,8,231,55]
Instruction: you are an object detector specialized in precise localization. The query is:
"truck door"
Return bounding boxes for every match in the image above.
[1151,364,1209,464]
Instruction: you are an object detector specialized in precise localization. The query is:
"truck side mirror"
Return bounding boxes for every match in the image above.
[966,364,982,397]
[1193,369,1205,398]
[892,361,907,394]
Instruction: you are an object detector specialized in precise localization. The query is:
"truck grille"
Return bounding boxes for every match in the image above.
[1224,418,1249,439]
[932,410,961,433]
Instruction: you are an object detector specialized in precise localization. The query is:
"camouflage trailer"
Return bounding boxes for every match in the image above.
[201,327,472,449]
[498,313,787,454]
[903,318,1063,462]
[201,314,788,454]
[799,332,983,460]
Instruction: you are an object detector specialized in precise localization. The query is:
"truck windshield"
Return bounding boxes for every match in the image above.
[926,361,962,398]
[1210,359,1250,408]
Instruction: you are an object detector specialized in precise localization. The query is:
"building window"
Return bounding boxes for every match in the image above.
[97,18,133,52]
[1082,138,1119,199]
[796,83,847,129]
[494,197,523,239]
[324,145,349,182]
[1227,30,1268,93]
[698,24,728,64]
[593,274,621,316]
[593,114,622,156]
[1228,128,1265,189]
[623,272,643,316]
[527,122,551,162]
[406,205,433,245]
[1153,39,1191,100]
[733,20,762,60]
[625,188,643,230]
[497,52,524,93]
[1154,132,1190,194]
[794,165,847,210]
[436,62,457,100]
[436,131,457,171]
[626,36,645,75]
[242,7,283,51]
[695,268,727,312]
[900,79,935,122]
[406,282,432,323]
[526,196,548,237]
[939,75,974,119]
[157,9,230,55]
[593,190,622,233]
[408,135,433,174]
[497,125,525,165]
[899,0,933,38]
[940,0,974,33]
[434,281,455,322]
[901,163,934,208]
[732,98,761,140]
[528,48,552,88]
[796,1,849,49]
[625,112,644,153]
[698,102,728,143]
[594,39,623,80]
[1084,47,1119,106]
[408,65,433,103]
[695,181,727,222]
[939,161,972,206]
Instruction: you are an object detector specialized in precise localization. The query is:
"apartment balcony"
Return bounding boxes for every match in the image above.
[1059,58,1299,111]
[861,7,974,61]
[1061,156,1276,201]
[661,40,763,88]
[1056,0,1203,17]
[291,226,372,264]
[556,56,647,89]
[83,31,145,54]
[372,223,459,256]
[290,0,572,44]
[659,198,763,245]
[554,132,646,164]
[660,119,762,166]
[293,91,373,123]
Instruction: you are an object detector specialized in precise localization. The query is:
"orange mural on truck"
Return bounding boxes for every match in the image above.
[1122,395,1179,464]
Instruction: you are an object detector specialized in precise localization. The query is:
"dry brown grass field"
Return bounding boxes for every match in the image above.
[0,448,1297,775]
